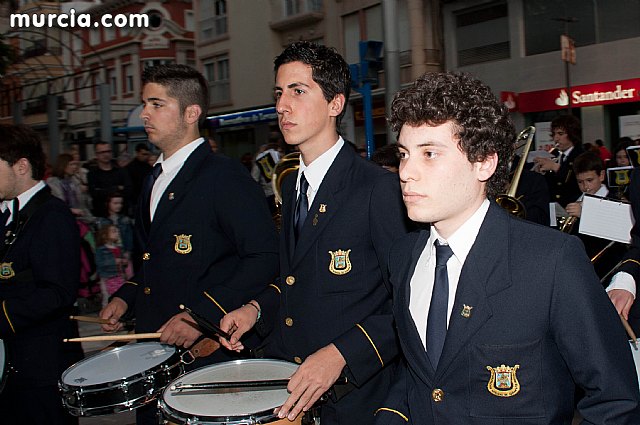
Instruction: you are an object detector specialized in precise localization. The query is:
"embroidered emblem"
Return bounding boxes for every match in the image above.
[319,204,327,213]
[328,249,352,275]
[312,214,319,226]
[486,364,520,397]
[174,234,193,254]
[461,304,473,318]
[168,192,175,200]
[0,262,15,279]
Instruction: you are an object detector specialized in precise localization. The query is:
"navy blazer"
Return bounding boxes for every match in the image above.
[115,141,279,361]
[375,202,640,425]
[257,144,409,424]
[0,186,82,387]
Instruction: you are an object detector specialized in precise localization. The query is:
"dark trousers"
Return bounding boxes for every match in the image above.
[0,383,78,425]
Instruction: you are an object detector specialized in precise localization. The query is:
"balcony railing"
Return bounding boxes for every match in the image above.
[271,0,323,31]
[209,81,230,105]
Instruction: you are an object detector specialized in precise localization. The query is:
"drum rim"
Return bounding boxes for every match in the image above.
[59,342,177,390]
[0,339,7,394]
[159,358,299,423]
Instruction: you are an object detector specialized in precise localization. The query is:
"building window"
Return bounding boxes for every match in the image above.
[108,69,117,97]
[104,26,116,42]
[524,0,640,56]
[204,55,230,104]
[123,64,134,94]
[285,0,322,16]
[200,0,227,41]
[89,28,100,45]
[342,5,383,65]
[455,1,510,66]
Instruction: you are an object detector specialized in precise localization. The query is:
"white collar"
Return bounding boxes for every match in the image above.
[156,137,205,175]
[1,180,46,218]
[428,199,490,265]
[297,136,344,193]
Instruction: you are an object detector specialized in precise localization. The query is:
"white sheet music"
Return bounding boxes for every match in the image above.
[579,194,634,244]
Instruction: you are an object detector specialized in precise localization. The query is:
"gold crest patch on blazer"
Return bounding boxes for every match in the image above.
[0,262,15,279]
[174,234,193,254]
[328,249,352,275]
[486,364,520,397]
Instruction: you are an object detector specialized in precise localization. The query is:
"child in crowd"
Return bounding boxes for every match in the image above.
[96,192,134,255]
[95,224,131,306]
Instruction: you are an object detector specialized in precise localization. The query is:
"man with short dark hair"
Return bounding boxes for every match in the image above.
[373,72,639,424]
[0,124,83,424]
[100,64,279,424]
[220,42,408,425]
[87,141,132,217]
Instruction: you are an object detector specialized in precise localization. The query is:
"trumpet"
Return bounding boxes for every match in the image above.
[558,215,578,233]
[496,126,536,219]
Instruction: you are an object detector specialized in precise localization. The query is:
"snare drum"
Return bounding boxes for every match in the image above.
[159,359,301,425]
[630,340,640,389]
[0,339,7,393]
[59,342,184,416]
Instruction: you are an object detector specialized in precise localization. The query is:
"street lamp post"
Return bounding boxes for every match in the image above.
[553,17,577,114]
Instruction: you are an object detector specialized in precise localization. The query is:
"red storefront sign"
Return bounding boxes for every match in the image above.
[518,78,640,113]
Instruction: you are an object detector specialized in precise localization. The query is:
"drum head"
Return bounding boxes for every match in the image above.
[61,342,175,386]
[162,359,298,419]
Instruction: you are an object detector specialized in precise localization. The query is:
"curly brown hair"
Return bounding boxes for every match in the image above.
[389,72,516,199]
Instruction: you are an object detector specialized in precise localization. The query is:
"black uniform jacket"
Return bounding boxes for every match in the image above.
[544,145,583,208]
[0,186,82,387]
[257,144,409,423]
[375,202,640,425]
[115,141,279,360]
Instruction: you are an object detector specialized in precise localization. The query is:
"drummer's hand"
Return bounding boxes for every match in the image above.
[157,312,202,348]
[219,303,259,352]
[608,289,635,320]
[276,343,346,421]
[99,297,128,333]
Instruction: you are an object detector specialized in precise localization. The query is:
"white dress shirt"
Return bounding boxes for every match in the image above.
[1,180,46,225]
[150,138,205,220]
[409,199,490,349]
[295,137,344,208]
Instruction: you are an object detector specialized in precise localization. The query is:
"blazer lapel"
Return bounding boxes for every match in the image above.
[434,204,512,379]
[395,230,437,385]
[151,142,209,232]
[291,145,353,268]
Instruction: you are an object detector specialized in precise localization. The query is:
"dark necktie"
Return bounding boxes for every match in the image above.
[426,241,454,370]
[559,153,566,164]
[141,163,163,227]
[0,208,10,229]
[294,173,309,241]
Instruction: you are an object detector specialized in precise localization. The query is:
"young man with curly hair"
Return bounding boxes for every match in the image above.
[373,72,639,424]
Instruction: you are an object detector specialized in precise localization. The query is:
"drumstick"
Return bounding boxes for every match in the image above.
[170,379,291,391]
[63,333,162,342]
[69,315,135,327]
[620,314,638,350]
[69,315,109,324]
[170,376,347,392]
[179,304,233,341]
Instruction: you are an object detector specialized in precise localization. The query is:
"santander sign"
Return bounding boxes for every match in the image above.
[518,78,640,113]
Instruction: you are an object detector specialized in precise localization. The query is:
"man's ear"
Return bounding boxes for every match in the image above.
[328,93,345,118]
[13,158,31,177]
[476,153,498,182]
[185,105,202,125]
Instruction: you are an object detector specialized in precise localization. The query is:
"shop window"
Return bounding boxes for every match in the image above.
[455,1,510,66]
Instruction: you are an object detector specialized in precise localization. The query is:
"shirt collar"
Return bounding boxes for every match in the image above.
[297,137,344,193]
[562,146,574,157]
[156,137,205,175]
[1,180,46,216]
[594,185,608,197]
[428,199,490,265]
